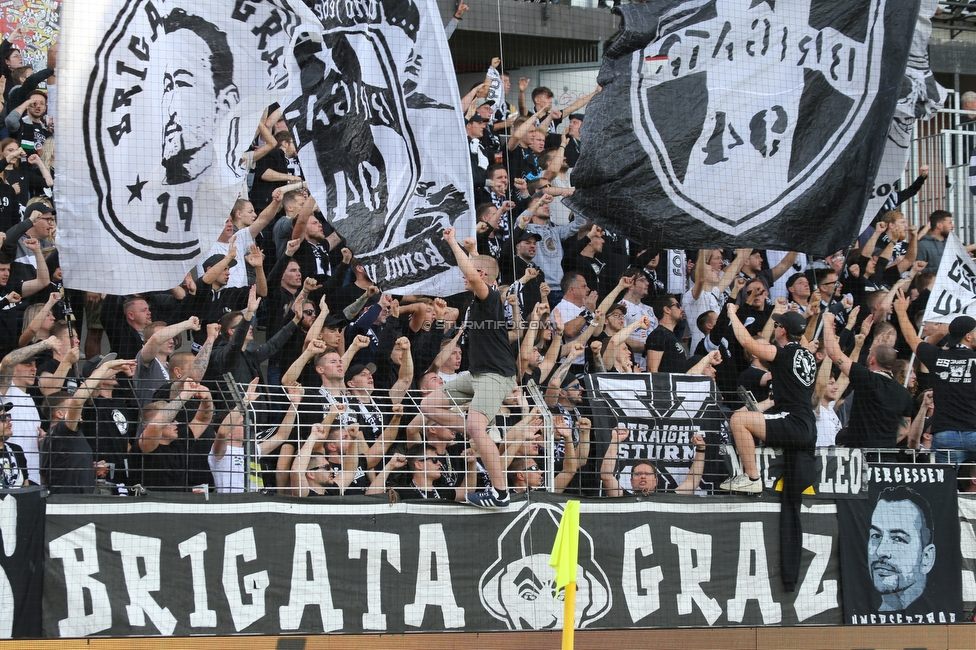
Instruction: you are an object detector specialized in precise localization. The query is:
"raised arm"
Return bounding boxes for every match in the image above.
[20,237,51,297]
[561,85,600,116]
[248,189,283,238]
[892,291,921,353]
[727,304,778,363]
[282,338,326,386]
[140,317,200,364]
[201,236,237,285]
[769,251,799,283]
[822,317,853,376]
[0,337,61,391]
[895,225,919,273]
[675,433,707,494]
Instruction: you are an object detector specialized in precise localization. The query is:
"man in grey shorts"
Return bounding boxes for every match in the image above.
[420,228,516,508]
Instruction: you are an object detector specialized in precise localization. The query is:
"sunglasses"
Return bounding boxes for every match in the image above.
[527,465,540,472]
[0,413,9,423]
[303,309,316,316]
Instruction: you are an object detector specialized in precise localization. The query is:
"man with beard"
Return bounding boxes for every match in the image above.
[868,486,936,611]
[159,9,240,186]
[290,214,342,286]
[601,433,708,496]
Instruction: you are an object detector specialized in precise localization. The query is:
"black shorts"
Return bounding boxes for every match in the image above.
[763,411,816,450]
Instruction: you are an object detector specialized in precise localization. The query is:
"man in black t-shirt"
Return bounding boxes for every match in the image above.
[40,358,135,494]
[897,306,976,465]
[136,382,214,491]
[80,354,138,485]
[250,131,303,213]
[823,324,914,448]
[420,228,515,508]
[645,295,687,373]
[722,308,816,493]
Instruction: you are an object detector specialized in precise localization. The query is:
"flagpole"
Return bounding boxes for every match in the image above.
[550,500,580,650]
[562,582,577,650]
[905,324,924,388]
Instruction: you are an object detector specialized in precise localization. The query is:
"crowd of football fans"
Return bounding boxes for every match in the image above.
[0,18,975,499]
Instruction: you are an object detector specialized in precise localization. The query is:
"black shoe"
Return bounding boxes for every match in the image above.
[466,487,510,509]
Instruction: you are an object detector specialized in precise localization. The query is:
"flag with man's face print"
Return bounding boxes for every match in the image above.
[57,0,319,293]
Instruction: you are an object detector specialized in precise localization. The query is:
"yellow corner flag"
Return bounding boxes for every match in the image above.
[549,500,580,650]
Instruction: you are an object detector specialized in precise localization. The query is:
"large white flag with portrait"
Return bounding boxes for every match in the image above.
[282,0,476,295]
[57,0,320,293]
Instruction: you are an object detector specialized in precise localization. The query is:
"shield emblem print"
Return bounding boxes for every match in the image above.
[632,0,885,235]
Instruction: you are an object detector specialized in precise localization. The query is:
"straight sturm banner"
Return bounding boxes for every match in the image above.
[584,373,870,498]
[42,493,843,637]
[838,464,963,625]
[282,0,475,296]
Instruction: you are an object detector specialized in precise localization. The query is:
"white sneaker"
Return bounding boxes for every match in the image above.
[720,474,763,494]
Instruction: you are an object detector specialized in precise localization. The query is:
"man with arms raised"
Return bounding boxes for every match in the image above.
[420,228,514,508]
[722,308,817,492]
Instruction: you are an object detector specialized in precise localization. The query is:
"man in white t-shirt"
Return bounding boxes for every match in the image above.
[618,268,656,370]
[683,249,745,353]
[0,336,62,483]
[198,190,282,287]
[552,271,596,367]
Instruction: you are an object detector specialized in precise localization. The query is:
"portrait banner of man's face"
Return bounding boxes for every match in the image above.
[837,464,963,624]
[56,0,321,293]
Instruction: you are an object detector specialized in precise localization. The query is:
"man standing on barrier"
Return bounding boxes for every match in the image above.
[722,307,817,493]
[420,228,514,508]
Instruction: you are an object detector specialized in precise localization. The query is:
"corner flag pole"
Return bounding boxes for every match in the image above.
[549,500,580,650]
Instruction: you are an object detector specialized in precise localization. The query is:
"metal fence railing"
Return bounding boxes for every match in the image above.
[6,363,965,496]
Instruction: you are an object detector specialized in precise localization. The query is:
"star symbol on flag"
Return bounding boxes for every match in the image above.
[127,176,148,203]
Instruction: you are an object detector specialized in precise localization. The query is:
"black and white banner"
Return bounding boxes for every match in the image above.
[957,497,976,617]
[838,464,963,624]
[584,372,869,498]
[733,446,869,500]
[922,231,976,322]
[0,488,46,639]
[583,373,730,492]
[565,0,920,254]
[58,0,319,293]
[42,493,842,637]
[282,0,475,295]
[859,0,945,229]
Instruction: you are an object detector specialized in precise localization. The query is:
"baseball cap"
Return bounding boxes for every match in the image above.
[945,315,976,347]
[25,203,55,221]
[202,254,237,269]
[323,314,348,330]
[344,363,376,384]
[785,272,806,290]
[81,352,118,379]
[466,113,489,124]
[518,231,542,243]
[569,113,585,122]
[772,311,806,336]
